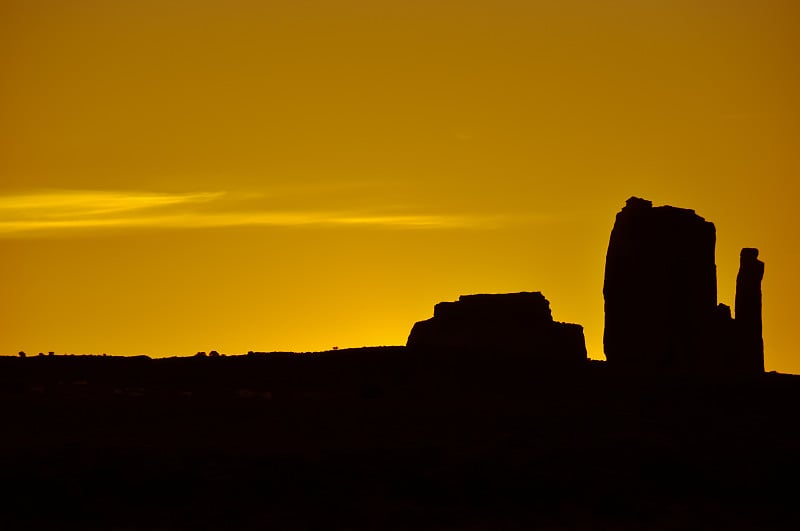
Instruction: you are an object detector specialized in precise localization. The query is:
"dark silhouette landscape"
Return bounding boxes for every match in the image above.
[2,197,798,530]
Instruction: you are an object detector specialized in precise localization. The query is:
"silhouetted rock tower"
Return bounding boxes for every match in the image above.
[603,197,764,374]
[736,248,765,372]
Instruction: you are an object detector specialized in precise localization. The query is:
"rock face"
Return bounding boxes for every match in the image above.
[735,248,765,373]
[406,292,587,365]
[603,197,764,374]
[603,197,717,369]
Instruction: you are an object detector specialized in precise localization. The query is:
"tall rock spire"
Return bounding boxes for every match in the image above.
[735,248,765,372]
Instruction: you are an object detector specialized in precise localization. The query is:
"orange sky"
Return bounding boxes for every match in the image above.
[1,1,798,372]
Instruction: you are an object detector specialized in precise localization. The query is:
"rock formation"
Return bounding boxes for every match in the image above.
[406,292,587,365]
[603,197,764,374]
[735,248,765,373]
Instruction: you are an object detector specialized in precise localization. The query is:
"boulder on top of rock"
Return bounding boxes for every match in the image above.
[406,292,586,365]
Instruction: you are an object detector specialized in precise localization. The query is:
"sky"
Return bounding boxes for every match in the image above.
[1,0,798,372]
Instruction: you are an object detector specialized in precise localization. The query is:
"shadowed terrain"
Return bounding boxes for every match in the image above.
[1,352,799,530]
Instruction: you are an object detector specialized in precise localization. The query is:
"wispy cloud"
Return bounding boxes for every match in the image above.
[0,190,222,217]
[0,189,480,236]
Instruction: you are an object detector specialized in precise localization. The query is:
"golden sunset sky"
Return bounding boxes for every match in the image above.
[2,1,798,371]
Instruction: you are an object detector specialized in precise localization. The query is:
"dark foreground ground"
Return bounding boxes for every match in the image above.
[1,348,799,530]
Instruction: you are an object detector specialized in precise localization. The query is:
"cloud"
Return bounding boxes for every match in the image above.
[0,190,222,217]
[0,189,479,235]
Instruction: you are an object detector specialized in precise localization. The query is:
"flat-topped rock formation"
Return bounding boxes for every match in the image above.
[603,197,764,374]
[406,292,587,364]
